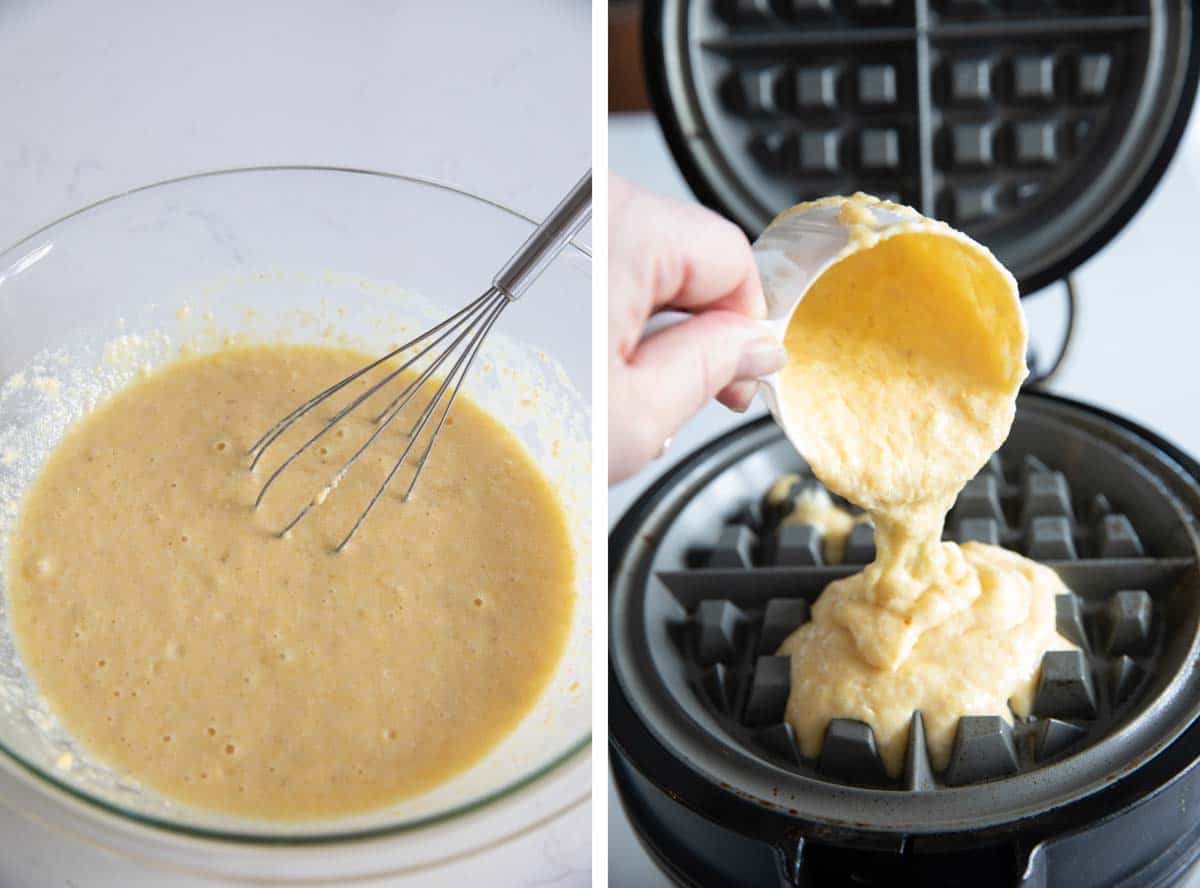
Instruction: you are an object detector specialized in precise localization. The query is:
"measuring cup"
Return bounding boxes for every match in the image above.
[750,195,1022,451]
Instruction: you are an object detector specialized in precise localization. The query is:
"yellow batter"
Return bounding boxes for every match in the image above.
[765,475,867,564]
[8,344,574,819]
[770,196,1072,776]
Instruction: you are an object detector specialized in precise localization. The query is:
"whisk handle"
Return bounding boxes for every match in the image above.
[493,170,592,301]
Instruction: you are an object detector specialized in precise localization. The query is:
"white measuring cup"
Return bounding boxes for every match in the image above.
[750,195,1022,452]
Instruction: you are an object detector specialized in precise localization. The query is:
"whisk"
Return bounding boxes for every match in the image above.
[247,171,591,551]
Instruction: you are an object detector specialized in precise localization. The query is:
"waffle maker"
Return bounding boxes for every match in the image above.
[611,2,1200,885]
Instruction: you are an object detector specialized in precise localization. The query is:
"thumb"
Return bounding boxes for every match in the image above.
[619,311,785,469]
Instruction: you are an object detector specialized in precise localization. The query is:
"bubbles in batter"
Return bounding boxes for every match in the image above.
[8,345,575,819]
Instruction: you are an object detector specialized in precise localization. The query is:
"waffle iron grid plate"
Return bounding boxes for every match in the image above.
[643,0,1198,292]
[610,396,1200,835]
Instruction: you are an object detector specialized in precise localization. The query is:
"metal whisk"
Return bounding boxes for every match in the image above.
[248,171,591,550]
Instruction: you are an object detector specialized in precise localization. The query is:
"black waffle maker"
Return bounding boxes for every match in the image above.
[611,2,1200,885]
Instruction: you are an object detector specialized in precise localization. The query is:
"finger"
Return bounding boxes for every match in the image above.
[620,312,784,467]
[717,380,761,413]
[610,179,765,322]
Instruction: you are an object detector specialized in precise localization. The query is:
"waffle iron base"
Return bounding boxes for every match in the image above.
[610,391,1200,887]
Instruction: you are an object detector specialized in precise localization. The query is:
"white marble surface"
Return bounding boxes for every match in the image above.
[0,1,590,886]
[609,106,1200,886]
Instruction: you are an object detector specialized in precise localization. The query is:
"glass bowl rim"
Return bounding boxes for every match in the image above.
[0,164,592,846]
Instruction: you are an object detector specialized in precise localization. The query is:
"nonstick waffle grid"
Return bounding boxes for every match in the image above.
[612,403,1200,830]
[714,4,1143,228]
[665,449,1190,789]
[645,0,1198,290]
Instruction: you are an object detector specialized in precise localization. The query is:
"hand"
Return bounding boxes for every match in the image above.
[609,175,786,483]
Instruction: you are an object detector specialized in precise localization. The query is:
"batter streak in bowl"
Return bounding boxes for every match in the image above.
[7,344,575,819]
[769,196,1073,776]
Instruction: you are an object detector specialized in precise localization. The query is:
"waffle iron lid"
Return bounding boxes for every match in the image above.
[644,0,1199,294]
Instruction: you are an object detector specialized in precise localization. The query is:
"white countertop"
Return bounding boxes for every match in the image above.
[0,1,590,886]
[609,103,1200,886]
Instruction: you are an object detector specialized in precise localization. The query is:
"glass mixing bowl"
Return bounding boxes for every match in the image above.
[0,167,591,880]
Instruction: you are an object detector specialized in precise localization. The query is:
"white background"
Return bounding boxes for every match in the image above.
[609,98,1200,886]
[0,1,591,886]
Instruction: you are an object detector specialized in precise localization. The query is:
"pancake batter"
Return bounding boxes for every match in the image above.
[8,344,575,819]
[770,196,1072,776]
[764,475,867,565]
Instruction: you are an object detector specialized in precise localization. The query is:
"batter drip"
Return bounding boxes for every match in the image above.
[765,476,867,565]
[771,197,1073,776]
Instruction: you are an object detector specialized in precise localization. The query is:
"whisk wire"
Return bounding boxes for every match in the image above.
[251,290,500,509]
[366,294,495,426]
[333,293,508,551]
[402,298,506,502]
[247,289,495,471]
[275,290,504,539]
